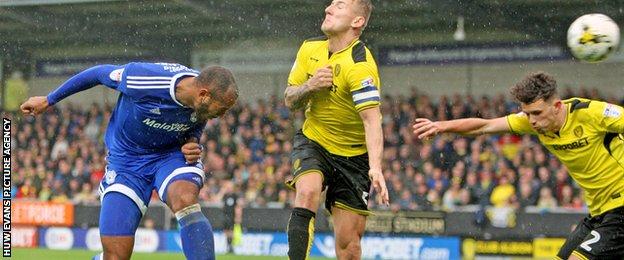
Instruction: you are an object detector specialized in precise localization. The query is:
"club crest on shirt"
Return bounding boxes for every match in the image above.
[190,112,197,122]
[574,126,583,138]
[603,104,621,118]
[334,64,341,76]
[105,169,117,184]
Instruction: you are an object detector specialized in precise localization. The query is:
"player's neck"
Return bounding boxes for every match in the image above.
[175,77,197,108]
[327,31,359,53]
[553,104,567,132]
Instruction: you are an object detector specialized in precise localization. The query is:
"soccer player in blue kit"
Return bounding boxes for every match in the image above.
[20,62,238,260]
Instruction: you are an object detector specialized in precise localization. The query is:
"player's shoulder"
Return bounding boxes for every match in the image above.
[299,36,328,54]
[301,36,327,48]
[564,97,593,113]
[350,40,369,64]
[564,97,623,120]
[344,41,378,78]
[124,62,161,71]
[563,97,621,112]
[125,62,198,76]
[347,41,377,72]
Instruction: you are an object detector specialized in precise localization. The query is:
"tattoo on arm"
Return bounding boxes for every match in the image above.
[285,84,314,110]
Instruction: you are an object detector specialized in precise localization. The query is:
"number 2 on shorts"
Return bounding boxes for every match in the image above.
[580,230,601,251]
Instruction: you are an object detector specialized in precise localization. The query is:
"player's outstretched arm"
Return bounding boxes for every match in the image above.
[20,65,123,116]
[360,106,389,206]
[412,116,511,139]
[284,66,333,110]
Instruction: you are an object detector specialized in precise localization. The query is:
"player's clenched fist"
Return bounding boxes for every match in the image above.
[20,96,49,116]
[305,65,334,91]
[412,118,443,140]
[181,142,202,164]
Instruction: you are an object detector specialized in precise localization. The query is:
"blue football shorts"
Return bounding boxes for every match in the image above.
[98,151,204,236]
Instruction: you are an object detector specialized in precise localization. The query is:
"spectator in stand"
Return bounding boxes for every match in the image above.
[537,186,558,210]
[490,175,516,208]
[517,180,538,208]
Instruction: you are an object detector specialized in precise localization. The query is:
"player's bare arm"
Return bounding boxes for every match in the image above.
[20,96,49,116]
[360,106,389,206]
[412,116,511,139]
[284,65,333,110]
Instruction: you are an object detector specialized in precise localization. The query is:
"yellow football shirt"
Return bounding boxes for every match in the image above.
[287,36,381,157]
[507,97,624,216]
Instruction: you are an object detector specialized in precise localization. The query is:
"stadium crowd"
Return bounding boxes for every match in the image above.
[9,87,614,213]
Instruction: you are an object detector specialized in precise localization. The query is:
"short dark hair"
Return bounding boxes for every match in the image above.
[196,66,238,103]
[354,0,373,28]
[510,72,557,104]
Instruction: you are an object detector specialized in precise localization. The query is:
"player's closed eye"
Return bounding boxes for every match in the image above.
[330,1,345,8]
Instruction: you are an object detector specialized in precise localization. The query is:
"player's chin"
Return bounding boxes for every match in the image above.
[321,24,333,34]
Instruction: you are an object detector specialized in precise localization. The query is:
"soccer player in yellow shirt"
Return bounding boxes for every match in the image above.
[413,72,624,260]
[283,0,389,259]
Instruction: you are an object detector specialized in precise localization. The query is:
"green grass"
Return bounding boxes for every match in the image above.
[11,248,330,259]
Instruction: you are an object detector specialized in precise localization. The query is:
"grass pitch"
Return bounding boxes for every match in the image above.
[11,248,330,259]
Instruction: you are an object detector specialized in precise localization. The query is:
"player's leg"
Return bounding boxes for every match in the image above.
[287,173,323,260]
[97,170,150,260]
[557,216,593,259]
[285,131,329,260]
[332,207,366,260]
[223,215,234,253]
[168,180,214,260]
[99,193,140,260]
[155,156,213,260]
[326,152,372,260]
[568,208,624,260]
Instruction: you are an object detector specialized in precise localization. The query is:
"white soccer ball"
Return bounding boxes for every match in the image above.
[567,13,620,62]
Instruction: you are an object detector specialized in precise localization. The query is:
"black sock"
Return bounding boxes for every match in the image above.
[227,236,233,253]
[287,207,316,260]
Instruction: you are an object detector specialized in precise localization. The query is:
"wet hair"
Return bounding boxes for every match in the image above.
[354,0,374,28]
[510,71,557,104]
[196,66,238,104]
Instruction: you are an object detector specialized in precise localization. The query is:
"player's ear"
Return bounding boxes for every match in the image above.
[198,88,210,98]
[351,16,365,28]
[553,100,564,112]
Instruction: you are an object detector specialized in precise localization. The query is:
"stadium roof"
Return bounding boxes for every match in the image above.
[0,0,622,68]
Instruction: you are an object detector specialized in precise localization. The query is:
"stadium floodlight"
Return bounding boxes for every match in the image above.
[0,0,123,6]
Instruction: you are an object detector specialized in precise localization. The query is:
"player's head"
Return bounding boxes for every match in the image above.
[194,66,238,121]
[510,71,563,134]
[321,0,373,36]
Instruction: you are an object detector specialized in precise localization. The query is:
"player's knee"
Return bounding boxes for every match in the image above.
[337,239,361,259]
[296,185,321,206]
[102,240,133,260]
[296,180,322,200]
[102,250,131,260]
[169,192,198,212]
